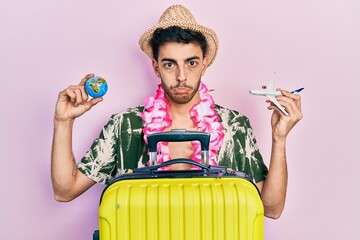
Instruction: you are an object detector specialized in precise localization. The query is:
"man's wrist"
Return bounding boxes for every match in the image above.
[272,135,286,146]
[54,118,74,129]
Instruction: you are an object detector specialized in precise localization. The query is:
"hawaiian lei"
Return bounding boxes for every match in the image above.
[142,82,224,169]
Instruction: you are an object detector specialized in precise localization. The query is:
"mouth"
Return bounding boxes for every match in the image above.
[172,87,191,94]
[171,86,191,94]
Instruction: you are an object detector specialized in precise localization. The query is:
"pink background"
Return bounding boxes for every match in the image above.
[1,0,359,239]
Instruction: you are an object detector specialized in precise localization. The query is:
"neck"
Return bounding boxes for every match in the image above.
[142,82,224,168]
[167,93,200,122]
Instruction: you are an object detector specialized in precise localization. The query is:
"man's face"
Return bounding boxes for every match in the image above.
[152,41,208,105]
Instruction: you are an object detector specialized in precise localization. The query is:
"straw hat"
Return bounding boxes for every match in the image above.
[139,4,218,66]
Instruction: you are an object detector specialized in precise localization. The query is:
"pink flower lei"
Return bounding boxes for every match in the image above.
[142,82,224,169]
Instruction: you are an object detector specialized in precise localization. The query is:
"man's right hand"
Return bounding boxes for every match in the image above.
[54,73,103,122]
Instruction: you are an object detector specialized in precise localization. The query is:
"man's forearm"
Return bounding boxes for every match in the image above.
[51,119,78,200]
[261,138,288,219]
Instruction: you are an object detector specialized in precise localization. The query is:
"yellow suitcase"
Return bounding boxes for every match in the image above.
[94,130,264,240]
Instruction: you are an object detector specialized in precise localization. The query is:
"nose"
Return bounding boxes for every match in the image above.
[177,65,187,82]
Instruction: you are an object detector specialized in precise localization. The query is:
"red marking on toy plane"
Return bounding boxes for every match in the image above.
[262,85,267,89]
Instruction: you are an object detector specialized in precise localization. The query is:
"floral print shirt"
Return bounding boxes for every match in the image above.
[77,105,268,184]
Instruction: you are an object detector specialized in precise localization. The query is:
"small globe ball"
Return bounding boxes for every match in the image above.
[85,76,108,98]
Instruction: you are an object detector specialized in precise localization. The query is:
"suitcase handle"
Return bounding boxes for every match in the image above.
[133,158,226,173]
[147,129,210,165]
[147,129,210,151]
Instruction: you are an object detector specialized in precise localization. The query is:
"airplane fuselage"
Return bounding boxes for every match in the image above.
[249,90,282,96]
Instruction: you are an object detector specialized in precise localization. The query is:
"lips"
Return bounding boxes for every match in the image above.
[172,87,190,94]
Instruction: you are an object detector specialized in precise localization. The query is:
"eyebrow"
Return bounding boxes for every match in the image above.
[161,56,201,63]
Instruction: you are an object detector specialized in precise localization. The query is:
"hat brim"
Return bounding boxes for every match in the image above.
[139,21,218,67]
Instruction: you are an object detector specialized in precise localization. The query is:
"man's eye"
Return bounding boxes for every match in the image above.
[164,63,173,68]
[189,61,198,67]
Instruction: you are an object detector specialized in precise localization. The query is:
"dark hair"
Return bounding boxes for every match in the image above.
[150,26,208,61]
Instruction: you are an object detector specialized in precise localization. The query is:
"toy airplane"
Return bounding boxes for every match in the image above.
[249,73,304,116]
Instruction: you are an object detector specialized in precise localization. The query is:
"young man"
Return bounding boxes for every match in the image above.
[51,5,302,219]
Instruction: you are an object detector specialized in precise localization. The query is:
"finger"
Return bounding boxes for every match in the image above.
[79,73,94,86]
[266,96,291,116]
[268,104,282,114]
[268,102,288,117]
[79,85,89,104]
[84,97,103,111]
[73,88,84,107]
[58,88,71,100]
[266,93,295,117]
[64,87,77,103]
[277,99,296,116]
[91,97,103,106]
[63,85,85,106]
[276,89,301,109]
[280,89,302,111]
[276,97,303,121]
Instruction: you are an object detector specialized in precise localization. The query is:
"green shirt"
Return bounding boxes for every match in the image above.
[78,104,268,184]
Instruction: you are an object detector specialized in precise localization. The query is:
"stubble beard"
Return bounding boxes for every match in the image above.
[161,79,201,104]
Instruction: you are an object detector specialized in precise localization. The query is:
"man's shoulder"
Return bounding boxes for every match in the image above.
[111,106,144,119]
[105,106,144,129]
[214,104,250,123]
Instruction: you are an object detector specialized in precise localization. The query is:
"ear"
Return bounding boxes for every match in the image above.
[152,59,161,78]
[200,56,209,76]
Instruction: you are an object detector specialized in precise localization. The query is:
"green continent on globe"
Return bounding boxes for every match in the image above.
[89,78,105,93]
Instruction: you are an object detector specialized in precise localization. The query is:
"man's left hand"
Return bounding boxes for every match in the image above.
[268,89,303,141]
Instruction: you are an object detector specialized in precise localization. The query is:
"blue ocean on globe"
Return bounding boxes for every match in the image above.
[85,76,108,98]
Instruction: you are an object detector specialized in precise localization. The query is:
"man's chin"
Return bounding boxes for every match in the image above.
[170,95,191,104]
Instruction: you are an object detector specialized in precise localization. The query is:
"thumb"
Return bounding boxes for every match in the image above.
[85,97,103,111]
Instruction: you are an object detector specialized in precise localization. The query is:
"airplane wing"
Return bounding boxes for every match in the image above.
[266,95,289,116]
[266,72,276,90]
